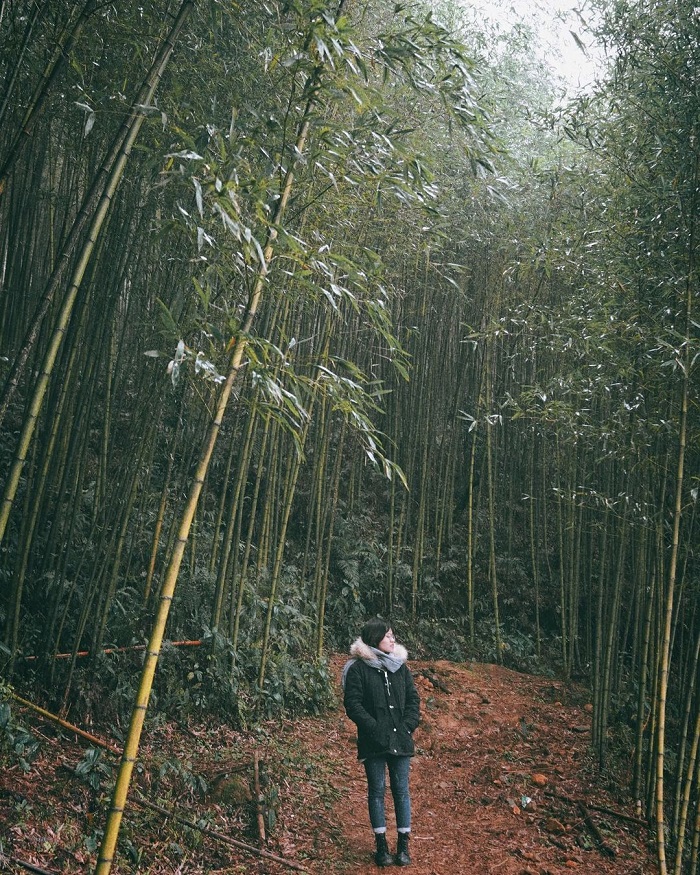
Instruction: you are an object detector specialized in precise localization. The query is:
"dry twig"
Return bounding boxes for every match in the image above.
[587,802,648,827]
[577,802,616,858]
[4,856,59,875]
[134,795,309,872]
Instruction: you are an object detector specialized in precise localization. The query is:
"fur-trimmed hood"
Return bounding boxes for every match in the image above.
[341,637,410,689]
[349,636,408,664]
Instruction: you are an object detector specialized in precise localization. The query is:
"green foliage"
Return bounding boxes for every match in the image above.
[259,655,336,719]
[156,757,208,798]
[401,616,470,662]
[144,597,336,723]
[74,747,114,792]
[4,14,697,858]
[149,630,252,726]
[0,685,40,772]
[324,512,387,631]
[498,627,552,675]
[324,566,368,647]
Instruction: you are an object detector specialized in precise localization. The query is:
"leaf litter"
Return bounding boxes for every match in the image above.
[1,657,656,874]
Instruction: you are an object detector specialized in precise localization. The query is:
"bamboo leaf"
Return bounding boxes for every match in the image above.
[155,298,179,338]
[165,149,204,160]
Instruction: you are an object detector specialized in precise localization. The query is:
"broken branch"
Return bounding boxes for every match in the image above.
[587,802,648,827]
[577,802,616,858]
[134,795,308,872]
[10,693,122,755]
[4,856,59,875]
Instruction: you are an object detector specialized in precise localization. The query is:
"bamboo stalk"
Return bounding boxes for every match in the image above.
[143,413,182,604]
[96,23,327,871]
[230,405,273,651]
[587,803,649,827]
[9,693,122,755]
[21,639,203,661]
[315,422,345,658]
[0,0,195,549]
[253,751,267,844]
[0,0,98,192]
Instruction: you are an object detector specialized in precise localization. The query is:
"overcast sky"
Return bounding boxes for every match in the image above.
[460,0,604,91]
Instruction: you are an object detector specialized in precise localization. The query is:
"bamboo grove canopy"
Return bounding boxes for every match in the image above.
[0,1,699,873]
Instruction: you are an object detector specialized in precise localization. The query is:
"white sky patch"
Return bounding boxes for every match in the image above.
[460,0,605,93]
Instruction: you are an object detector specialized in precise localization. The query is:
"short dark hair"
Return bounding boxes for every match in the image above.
[361,616,391,649]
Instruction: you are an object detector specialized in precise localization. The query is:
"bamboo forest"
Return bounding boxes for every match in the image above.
[0,0,698,873]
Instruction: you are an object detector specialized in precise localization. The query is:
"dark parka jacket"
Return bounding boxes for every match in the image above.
[343,638,420,761]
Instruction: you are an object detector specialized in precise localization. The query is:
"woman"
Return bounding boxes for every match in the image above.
[342,617,420,867]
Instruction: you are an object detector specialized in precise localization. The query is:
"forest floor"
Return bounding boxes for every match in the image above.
[1,655,657,875]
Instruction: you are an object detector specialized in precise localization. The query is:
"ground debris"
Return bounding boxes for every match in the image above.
[1,657,657,874]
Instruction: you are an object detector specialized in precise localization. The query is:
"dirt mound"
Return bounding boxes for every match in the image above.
[1,658,656,874]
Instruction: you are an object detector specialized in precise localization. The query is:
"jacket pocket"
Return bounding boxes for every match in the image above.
[399,722,415,754]
[369,721,389,749]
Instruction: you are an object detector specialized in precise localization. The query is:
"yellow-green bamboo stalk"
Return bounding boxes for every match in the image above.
[674,704,700,874]
[10,693,121,755]
[210,399,257,630]
[466,416,478,645]
[0,0,98,192]
[528,439,541,658]
[0,0,45,131]
[315,422,345,658]
[656,376,689,875]
[256,419,280,573]
[655,149,696,873]
[5,295,94,659]
[231,410,273,652]
[554,432,568,675]
[674,629,700,834]
[688,744,700,874]
[143,418,182,604]
[309,401,330,606]
[90,434,152,655]
[257,437,307,690]
[0,5,176,432]
[96,287,260,872]
[96,42,318,873]
[208,424,239,576]
[466,344,486,647]
[633,560,654,800]
[0,0,195,548]
[485,343,502,662]
[655,304,692,875]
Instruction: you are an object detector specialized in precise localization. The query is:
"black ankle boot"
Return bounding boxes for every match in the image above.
[395,832,411,866]
[374,832,394,867]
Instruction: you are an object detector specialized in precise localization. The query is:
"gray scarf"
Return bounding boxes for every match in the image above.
[341,644,406,689]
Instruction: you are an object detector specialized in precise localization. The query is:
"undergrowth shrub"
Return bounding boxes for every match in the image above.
[399,616,470,661]
[73,747,114,792]
[259,654,336,719]
[0,682,41,771]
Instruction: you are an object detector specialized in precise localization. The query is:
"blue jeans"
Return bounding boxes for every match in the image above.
[363,755,411,833]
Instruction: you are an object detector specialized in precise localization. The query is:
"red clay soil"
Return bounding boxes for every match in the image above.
[1,657,657,875]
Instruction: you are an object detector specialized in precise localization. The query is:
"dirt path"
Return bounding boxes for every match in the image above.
[1,658,657,874]
[276,657,656,875]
